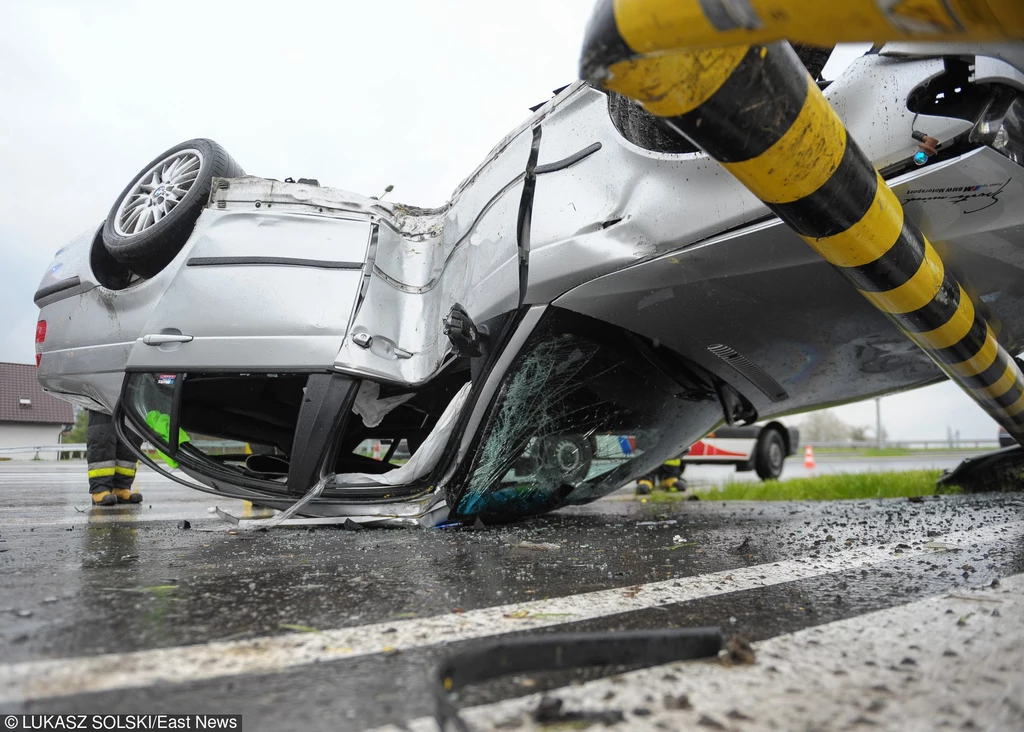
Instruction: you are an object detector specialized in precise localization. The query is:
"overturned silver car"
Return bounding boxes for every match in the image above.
[34,43,1024,525]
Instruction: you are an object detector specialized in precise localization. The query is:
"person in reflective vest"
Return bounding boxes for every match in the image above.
[86,410,144,506]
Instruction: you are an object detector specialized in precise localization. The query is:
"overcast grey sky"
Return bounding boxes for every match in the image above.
[0,1,997,441]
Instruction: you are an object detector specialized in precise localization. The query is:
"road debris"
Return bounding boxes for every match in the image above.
[517,541,560,551]
[432,628,722,730]
[721,634,756,666]
[502,610,576,620]
[279,623,319,633]
[946,594,1002,604]
[532,696,625,727]
[664,693,692,710]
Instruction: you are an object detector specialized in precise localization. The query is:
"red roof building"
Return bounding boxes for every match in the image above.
[0,362,74,459]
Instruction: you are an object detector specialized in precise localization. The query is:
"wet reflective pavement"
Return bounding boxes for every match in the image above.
[1,462,1022,730]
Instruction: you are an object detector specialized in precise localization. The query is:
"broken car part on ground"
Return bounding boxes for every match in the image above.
[34,3,1024,526]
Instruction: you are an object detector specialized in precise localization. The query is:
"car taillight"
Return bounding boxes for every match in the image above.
[35,320,46,368]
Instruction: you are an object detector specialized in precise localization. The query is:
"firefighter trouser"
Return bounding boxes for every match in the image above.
[640,458,683,487]
[86,410,142,494]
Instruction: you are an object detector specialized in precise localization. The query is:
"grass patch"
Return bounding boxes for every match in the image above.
[637,470,958,502]
[711,470,955,501]
[811,447,916,457]
[862,448,912,457]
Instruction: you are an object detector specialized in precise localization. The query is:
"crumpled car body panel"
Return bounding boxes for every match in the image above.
[34,46,1024,523]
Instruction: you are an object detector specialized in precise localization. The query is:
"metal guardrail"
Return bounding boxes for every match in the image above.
[0,444,90,455]
[1,439,1000,460]
[810,440,1000,450]
[0,441,247,457]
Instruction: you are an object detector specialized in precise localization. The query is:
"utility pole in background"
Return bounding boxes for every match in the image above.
[875,397,883,450]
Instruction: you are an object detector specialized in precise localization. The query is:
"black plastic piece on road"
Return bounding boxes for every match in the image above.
[432,627,722,731]
[939,444,1024,493]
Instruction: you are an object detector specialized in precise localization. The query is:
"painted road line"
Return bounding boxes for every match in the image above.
[386,572,1024,732]
[1,520,1021,704]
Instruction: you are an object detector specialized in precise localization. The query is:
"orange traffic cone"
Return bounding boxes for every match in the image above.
[804,445,815,469]
[373,441,382,460]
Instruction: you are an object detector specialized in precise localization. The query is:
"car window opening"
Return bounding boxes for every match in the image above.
[122,365,473,491]
[331,382,472,488]
[452,310,723,521]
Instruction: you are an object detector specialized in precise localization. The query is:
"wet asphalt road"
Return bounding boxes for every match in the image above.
[1,461,1022,731]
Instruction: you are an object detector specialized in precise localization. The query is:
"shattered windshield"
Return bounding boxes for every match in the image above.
[452,310,722,520]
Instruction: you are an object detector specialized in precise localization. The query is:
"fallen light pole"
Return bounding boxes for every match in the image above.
[579,0,1024,445]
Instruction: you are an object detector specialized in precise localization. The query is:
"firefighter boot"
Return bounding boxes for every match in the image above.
[113,488,143,504]
[113,460,142,503]
[92,491,118,506]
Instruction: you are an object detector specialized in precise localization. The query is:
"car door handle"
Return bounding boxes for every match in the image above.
[142,333,194,346]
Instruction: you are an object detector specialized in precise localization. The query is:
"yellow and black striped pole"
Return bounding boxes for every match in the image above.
[580,0,1024,442]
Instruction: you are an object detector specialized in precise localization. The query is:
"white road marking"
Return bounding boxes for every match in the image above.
[384,573,1024,732]
[1,520,1021,704]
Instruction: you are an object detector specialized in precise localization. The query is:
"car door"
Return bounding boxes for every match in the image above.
[126,201,372,372]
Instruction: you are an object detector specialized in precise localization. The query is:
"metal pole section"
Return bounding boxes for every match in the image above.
[876,398,882,451]
[579,0,1024,445]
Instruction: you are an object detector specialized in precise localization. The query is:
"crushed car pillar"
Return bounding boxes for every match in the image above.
[579,0,1024,445]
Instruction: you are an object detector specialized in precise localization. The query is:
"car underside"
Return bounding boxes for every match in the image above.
[34,39,1024,525]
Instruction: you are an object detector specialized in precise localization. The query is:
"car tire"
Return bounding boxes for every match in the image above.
[102,139,244,278]
[754,429,785,481]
